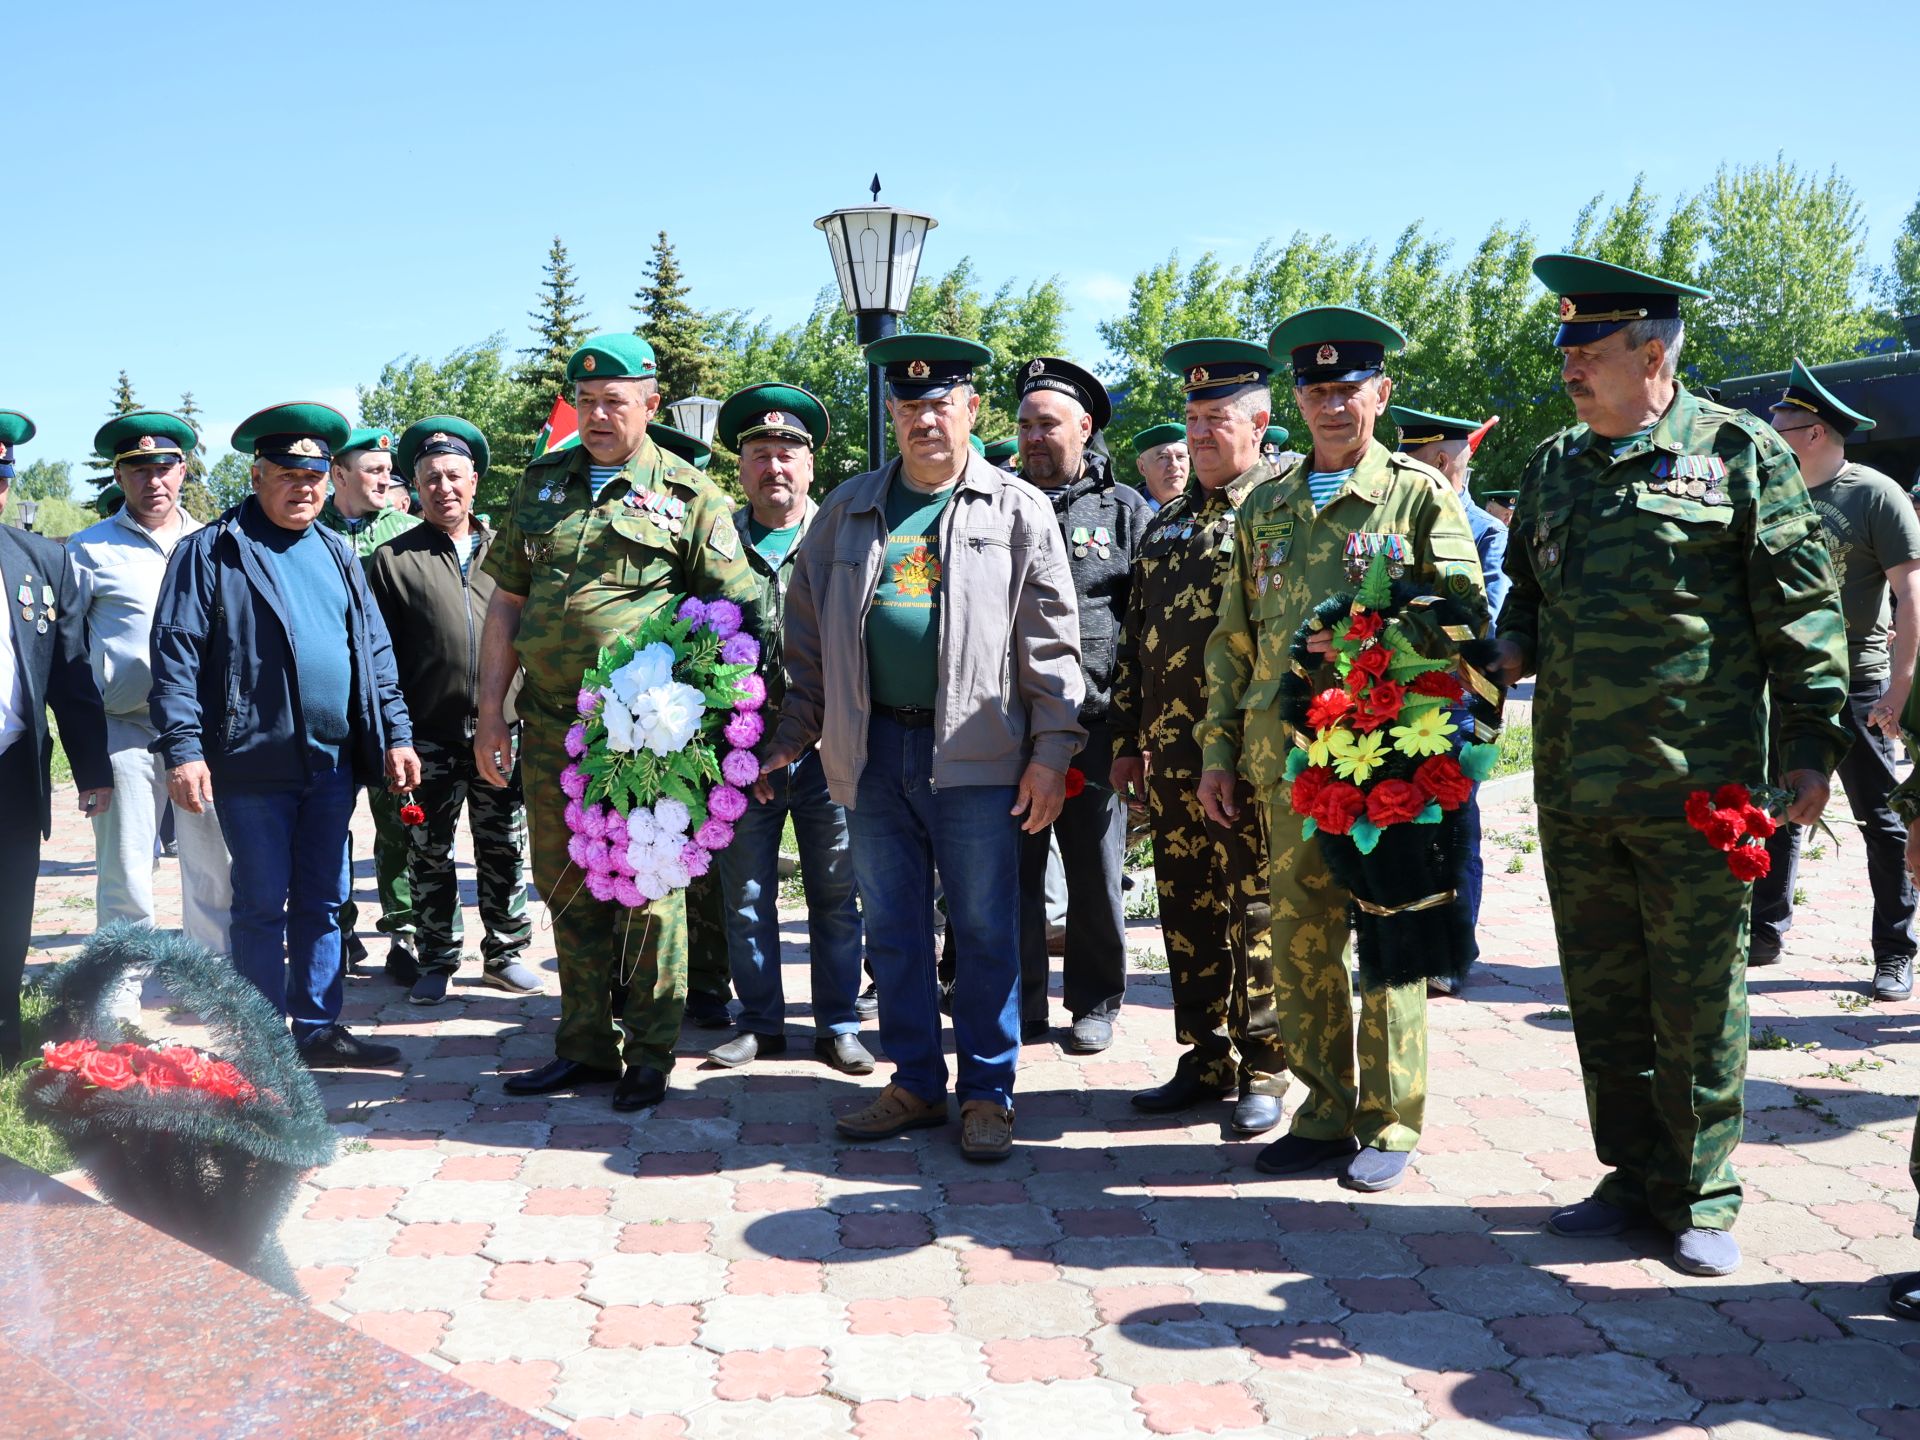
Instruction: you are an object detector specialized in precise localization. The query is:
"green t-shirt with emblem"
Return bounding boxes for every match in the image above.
[867,476,954,710]
[748,518,803,569]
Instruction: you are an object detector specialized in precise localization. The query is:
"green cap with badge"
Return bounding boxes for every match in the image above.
[648,422,711,470]
[231,402,352,473]
[983,437,1019,464]
[568,332,659,384]
[968,434,985,456]
[398,415,490,479]
[1262,424,1291,451]
[1532,253,1709,347]
[1389,406,1479,448]
[1132,422,1186,452]
[1268,306,1407,384]
[865,333,993,399]
[717,381,831,453]
[94,410,197,467]
[1162,339,1272,402]
[1772,356,1876,436]
[337,427,396,461]
[0,410,36,480]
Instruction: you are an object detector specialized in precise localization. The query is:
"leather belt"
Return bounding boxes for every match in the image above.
[871,703,935,729]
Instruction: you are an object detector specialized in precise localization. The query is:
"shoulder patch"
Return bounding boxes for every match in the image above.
[707,514,740,561]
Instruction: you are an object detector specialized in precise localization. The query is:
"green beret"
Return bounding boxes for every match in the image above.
[1263,424,1291,450]
[95,410,196,465]
[716,382,831,453]
[648,422,711,471]
[568,332,658,384]
[398,415,490,479]
[983,437,1019,463]
[338,427,397,461]
[231,402,352,472]
[1132,422,1186,452]
[1773,356,1876,436]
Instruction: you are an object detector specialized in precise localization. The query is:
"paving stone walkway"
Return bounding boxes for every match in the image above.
[24,776,1920,1438]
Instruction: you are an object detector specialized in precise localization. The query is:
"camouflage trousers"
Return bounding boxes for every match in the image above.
[686,871,731,1002]
[340,786,415,945]
[1537,808,1746,1232]
[1265,797,1426,1151]
[1146,772,1285,1095]
[522,693,687,1073]
[406,737,531,974]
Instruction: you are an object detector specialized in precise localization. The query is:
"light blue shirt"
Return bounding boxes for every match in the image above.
[1307,469,1353,508]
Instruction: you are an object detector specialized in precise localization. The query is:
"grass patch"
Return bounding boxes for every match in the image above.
[1751,1025,1813,1052]
[0,988,75,1175]
[1128,945,1168,974]
[1814,1057,1885,1082]
[1834,992,1870,1013]
[49,720,71,787]
[1805,842,1826,861]
[1504,854,1526,874]
[1492,721,1533,780]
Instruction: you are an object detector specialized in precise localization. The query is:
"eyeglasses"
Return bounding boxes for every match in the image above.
[1772,423,1822,438]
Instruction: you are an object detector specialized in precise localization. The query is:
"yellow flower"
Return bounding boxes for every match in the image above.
[1331,729,1386,782]
[1391,706,1458,758]
[1307,727,1338,767]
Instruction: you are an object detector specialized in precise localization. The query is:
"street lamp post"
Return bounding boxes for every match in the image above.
[664,396,721,448]
[814,176,937,473]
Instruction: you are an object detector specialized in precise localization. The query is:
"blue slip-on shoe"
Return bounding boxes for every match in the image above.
[1547,1197,1636,1238]
[1254,1133,1361,1175]
[1342,1146,1413,1192]
[1674,1227,1741,1276]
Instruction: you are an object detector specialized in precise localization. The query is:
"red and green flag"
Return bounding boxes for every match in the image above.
[534,395,580,457]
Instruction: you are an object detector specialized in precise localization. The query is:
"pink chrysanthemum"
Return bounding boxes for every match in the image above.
[723,711,764,749]
[579,803,609,840]
[696,818,735,851]
[604,813,628,848]
[585,870,619,902]
[564,723,589,758]
[559,763,588,800]
[721,748,761,788]
[567,834,594,869]
[611,877,644,908]
[563,799,587,834]
[681,842,712,878]
[703,599,743,639]
[708,785,748,823]
[576,688,599,717]
[733,673,767,712]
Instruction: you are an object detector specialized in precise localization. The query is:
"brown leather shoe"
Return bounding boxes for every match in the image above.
[960,1100,1015,1162]
[835,1084,948,1140]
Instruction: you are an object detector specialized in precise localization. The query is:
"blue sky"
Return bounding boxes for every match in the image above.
[5,0,1916,468]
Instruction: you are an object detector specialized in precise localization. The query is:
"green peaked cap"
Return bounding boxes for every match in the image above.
[94,410,197,463]
[1773,356,1876,435]
[0,410,36,447]
[865,333,993,399]
[1162,338,1272,400]
[968,434,986,455]
[1532,253,1709,346]
[230,402,352,467]
[1388,406,1479,448]
[398,415,491,478]
[716,381,831,452]
[338,426,397,460]
[1132,422,1186,451]
[568,332,658,384]
[1263,424,1291,449]
[983,437,1019,463]
[1268,306,1407,383]
[648,422,711,470]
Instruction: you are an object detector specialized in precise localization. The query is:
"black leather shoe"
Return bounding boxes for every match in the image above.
[708,1032,786,1068]
[1132,1070,1233,1114]
[684,990,733,1029]
[1874,956,1914,1002]
[1254,1132,1361,1175]
[384,941,420,987]
[504,1057,620,1095]
[815,1033,876,1075]
[300,1026,405,1071]
[1066,1015,1114,1054]
[1231,1093,1283,1135]
[1888,1270,1920,1322]
[1021,1016,1051,1044]
[343,930,369,970]
[612,1064,668,1112]
[854,983,880,1020]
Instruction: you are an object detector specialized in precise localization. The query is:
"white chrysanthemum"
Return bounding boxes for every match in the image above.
[634,868,671,902]
[652,798,691,837]
[602,703,639,753]
[631,681,706,756]
[608,643,676,709]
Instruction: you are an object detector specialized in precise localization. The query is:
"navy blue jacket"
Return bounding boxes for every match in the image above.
[1465,492,1510,629]
[149,498,412,790]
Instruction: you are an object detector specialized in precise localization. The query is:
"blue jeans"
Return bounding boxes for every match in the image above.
[717,750,863,1037]
[1461,785,1483,929]
[216,763,355,1044]
[846,715,1022,1109]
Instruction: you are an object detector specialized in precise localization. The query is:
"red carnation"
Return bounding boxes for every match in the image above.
[1684,790,1716,831]
[1727,844,1771,882]
[1290,764,1335,817]
[78,1049,135,1091]
[1740,804,1777,840]
[1410,669,1465,702]
[1414,755,1474,810]
[399,802,426,826]
[1064,768,1087,799]
[1349,646,1392,682]
[1366,779,1429,828]
[1701,809,1745,851]
[1346,610,1384,643]
[1713,783,1752,811]
[1307,688,1353,731]
[1352,679,1407,733]
[1312,782,1369,836]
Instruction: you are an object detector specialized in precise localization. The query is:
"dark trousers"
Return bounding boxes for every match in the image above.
[1751,674,1917,963]
[409,738,532,973]
[0,742,41,1065]
[1018,720,1126,1023]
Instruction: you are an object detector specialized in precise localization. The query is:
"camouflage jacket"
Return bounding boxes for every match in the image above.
[1199,440,1485,793]
[730,497,819,716]
[1500,384,1849,817]
[1111,462,1273,779]
[481,437,760,713]
[321,502,417,558]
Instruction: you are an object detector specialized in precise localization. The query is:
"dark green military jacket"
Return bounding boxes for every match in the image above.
[482,437,760,713]
[1501,385,1849,817]
[1200,441,1486,793]
[1112,462,1273,779]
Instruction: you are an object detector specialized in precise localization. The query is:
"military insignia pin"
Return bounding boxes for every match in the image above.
[378,434,391,449]
[763,413,783,428]
[1558,296,1578,320]
[1316,344,1339,366]
[1189,366,1209,386]
[907,359,931,380]
[429,433,449,445]
[1027,359,1046,377]
[288,438,322,458]
[581,354,597,372]
[137,435,156,451]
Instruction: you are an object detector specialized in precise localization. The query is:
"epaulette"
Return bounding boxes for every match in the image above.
[1386,451,1452,494]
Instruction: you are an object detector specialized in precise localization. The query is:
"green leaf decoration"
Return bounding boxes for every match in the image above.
[1301,816,1319,840]
[1459,742,1499,782]
[1355,550,1394,610]
[1414,801,1442,824]
[1350,818,1383,854]
[1284,748,1310,780]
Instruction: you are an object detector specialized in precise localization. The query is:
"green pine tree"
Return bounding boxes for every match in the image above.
[634,230,715,403]
[516,235,590,458]
[176,390,208,483]
[88,371,142,479]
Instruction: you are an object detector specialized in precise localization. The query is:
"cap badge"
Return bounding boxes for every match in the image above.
[377,433,391,449]
[137,436,156,451]
[1558,296,1578,320]
[907,359,931,380]
[287,438,322,458]
[429,432,449,445]
[1027,359,1046,377]
[1189,366,1209,386]
[1316,344,1339,366]
[582,353,598,373]
[763,413,783,428]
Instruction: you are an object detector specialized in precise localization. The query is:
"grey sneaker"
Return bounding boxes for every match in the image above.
[1873,956,1914,1002]
[481,960,543,994]
[408,970,451,1005]
[1674,1227,1741,1276]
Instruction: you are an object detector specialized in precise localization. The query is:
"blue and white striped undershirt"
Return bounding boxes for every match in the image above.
[589,463,623,494]
[1306,469,1353,507]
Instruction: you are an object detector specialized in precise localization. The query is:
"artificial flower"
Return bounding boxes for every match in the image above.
[602,703,639,753]
[734,673,768,712]
[1413,755,1473,810]
[1389,707,1457,758]
[1307,727,1339,767]
[652,798,691,837]
[724,710,765,749]
[708,785,749,823]
[1349,645,1392,682]
[631,681,707,756]
[1345,610,1383,643]
[1311,781,1368,835]
[1352,679,1406,733]
[1366,778,1428,828]
[1330,729,1387,783]
[608,642,677,708]
[1307,688,1353,731]
[721,748,762,788]
[1290,764,1335,818]
[720,632,761,667]
[1410,669,1465,702]
[564,723,589,758]
[704,599,744,639]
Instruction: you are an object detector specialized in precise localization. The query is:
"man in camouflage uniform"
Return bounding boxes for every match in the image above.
[323,426,421,978]
[476,333,760,1112]
[1112,341,1289,1134]
[1199,308,1486,1193]
[1494,256,1849,1276]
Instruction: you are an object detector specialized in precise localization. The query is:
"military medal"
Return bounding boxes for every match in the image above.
[1092,525,1111,560]
[1543,543,1560,566]
[1070,524,1089,558]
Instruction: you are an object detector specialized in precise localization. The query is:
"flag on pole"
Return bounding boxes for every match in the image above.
[534,395,580,457]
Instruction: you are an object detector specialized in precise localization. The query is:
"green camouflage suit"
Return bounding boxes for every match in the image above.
[1112,462,1286,1095]
[483,438,759,1073]
[1200,440,1485,1151]
[324,502,423,951]
[1503,385,1848,1232]
[1886,698,1920,1232]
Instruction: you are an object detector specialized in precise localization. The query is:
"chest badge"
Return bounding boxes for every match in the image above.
[1344,531,1409,583]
